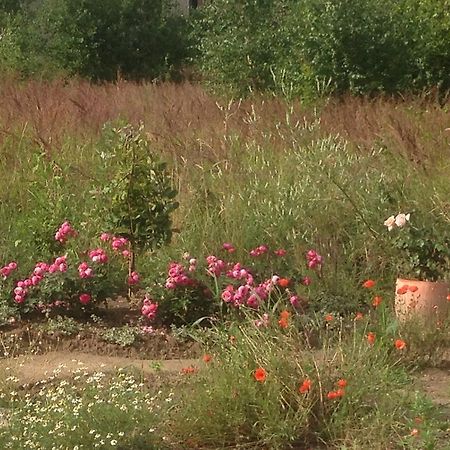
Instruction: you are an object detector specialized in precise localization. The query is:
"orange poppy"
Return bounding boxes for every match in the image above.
[355,312,364,320]
[325,314,334,322]
[278,278,291,288]
[336,379,347,388]
[254,367,267,382]
[327,389,344,400]
[447,294,450,302]
[408,285,418,293]
[363,279,375,289]
[280,310,291,320]
[397,285,409,295]
[410,428,420,437]
[181,366,197,375]
[299,379,312,394]
[372,296,382,307]
[203,354,212,363]
[395,339,406,350]
[278,317,289,329]
[367,332,376,345]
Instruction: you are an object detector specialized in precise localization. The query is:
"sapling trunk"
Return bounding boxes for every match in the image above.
[128,244,136,299]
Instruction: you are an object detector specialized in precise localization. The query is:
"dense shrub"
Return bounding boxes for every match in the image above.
[193,0,450,97]
[0,0,190,80]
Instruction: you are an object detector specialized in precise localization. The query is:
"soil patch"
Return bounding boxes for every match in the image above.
[0,297,201,360]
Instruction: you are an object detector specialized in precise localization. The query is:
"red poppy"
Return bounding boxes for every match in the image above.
[336,379,347,388]
[408,285,418,293]
[299,379,312,394]
[363,279,375,289]
[254,367,267,382]
[278,278,291,288]
[395,339,406,350]
[397,285,409,295]
[203,354,212,363]
[372,296,382,307]
[327,389,344,400]
[325,314,334,322]
[335,389,345,397]
[181,366,197,375]
[367,332,376,345]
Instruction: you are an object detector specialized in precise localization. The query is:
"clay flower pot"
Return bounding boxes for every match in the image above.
[395,278,450,322]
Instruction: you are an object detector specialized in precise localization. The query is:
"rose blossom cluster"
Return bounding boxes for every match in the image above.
[222,242,236,253]
[221,279,273,309]
[13,256,68,304]
[109,236,130,258]
[141,296,158,320]
[78,262,93,279]
[55,221,77,244]
[206,255,227,277]
[1,261,17,278]
[127,271,140,285]
[226,263,254,285]
[249,244,268,257]
[165,262,194,289]
[89,248,108,264]
[306,250,323,269]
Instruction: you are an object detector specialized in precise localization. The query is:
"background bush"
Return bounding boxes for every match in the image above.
[0,0,190,80]
[193,0,450,98]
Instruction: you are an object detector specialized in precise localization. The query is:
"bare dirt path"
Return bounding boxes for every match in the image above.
[0,351,198,385]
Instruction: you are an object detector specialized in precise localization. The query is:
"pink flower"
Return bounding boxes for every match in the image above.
[290,295,300,308]
[55,221,77,244]
[206,255,226,277]
[246,294,260,309]
[306,250,323,269]
[31,275,42,286]
[222,242,236,253]
[302,276,312,286]
[112,237,128,251]
[89,248,108,264]
[274,248,287,257]
[0,267,11,278]
[122,250,130,258]
[249,245,269,257]
[127,271,140,285]
[221,286,234,303]
[254,313,270,327]
[141,297,158,320]
[100,232,111,242]
[78,262,94,279]
[79,293,91,305]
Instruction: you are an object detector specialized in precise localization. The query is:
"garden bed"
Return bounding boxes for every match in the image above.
[0,297,200,360]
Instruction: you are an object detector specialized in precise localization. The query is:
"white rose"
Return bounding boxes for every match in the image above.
[383,215,396,231]
[394,213,410,228]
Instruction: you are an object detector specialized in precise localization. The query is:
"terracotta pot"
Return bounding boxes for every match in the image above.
[395,278,450,322]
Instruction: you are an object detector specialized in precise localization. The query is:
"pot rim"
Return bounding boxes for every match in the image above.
[396,277,450,287]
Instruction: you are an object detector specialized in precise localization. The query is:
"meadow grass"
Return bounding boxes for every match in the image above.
[0,79,449,447]
[1,79,448,314]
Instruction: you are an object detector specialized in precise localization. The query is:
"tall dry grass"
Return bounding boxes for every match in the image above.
[0,77,449,165]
